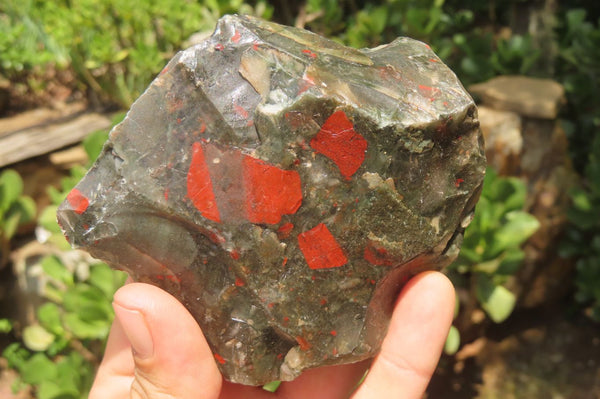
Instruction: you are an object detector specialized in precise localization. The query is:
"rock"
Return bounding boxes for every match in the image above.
[56,15,485,385]
[477,106,522,175]
[469,76,565,119]
[475,87,578,310]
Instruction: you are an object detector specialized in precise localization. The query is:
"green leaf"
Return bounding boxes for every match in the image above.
[496,248,525,275]
[88,263,124,299]
[63,313,109,340]
[2,343,30,370]
[41,255,74,286]
[83,129,109,165]
[2,211,21,239]
[444,325,460,355]
[20,353,57,385]
[473,257,502,274]
[37,302,64,336]
[476,277,516,323]
[490,211,539,254]
[13,196,36,223]
[262,380,282,392]
[0,318,13,333]
[23,325,55,352]
[63,284,112,318]
[39,205,62,234]
[37,380,79,399]
[571,188,592,212]
[0,169,24,212]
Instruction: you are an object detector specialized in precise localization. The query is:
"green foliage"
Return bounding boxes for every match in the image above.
[444,325,461,355]
[1,0,272,107]
[262,380,282,392]
[450,168,540,323]
[556,9,600,172]
[302,0,541,87]
[561,134,600,321]
[0,0,68,72]
[0,169,37,267]
[3,256,126,398]
[443,294,461,355]
[450,31,541,85]
[4,342,96,399]
[2,116,128,398]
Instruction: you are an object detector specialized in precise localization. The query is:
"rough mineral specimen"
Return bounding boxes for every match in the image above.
[57,15,485,385]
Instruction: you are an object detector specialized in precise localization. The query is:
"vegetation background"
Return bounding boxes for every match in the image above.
[0,0,599,398]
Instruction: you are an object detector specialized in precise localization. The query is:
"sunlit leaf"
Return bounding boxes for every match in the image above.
[23,325,55,352]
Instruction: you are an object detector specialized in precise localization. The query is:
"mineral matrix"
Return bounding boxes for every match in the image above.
[57,15,486,385]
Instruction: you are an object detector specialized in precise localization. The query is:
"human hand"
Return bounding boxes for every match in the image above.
[90,271,454,399]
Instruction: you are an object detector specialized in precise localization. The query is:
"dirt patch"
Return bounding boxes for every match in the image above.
[427,305,600,398]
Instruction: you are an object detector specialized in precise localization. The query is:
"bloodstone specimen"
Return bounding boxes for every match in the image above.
[57,15,485,385]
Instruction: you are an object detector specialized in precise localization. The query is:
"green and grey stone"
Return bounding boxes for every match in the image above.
[57,15,485,385]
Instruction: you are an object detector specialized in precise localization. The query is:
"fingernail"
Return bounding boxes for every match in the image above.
[113,303,154,359]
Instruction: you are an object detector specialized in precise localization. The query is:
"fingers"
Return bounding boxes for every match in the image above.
[351,271,455,399]
[218,360,370,399]
[93,283,222,399]
[89,313,136,399]
[277,360,370,399]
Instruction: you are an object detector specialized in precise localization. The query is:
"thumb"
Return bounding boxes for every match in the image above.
[112,283,222,399]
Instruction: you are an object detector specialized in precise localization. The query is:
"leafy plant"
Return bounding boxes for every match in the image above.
[449,168,540,323]
[556,8,600,173]
[1,0,272,107]
[0,169,36,268]
[561,133,600,321]
[3,258,126,399]
[2,115,127,398]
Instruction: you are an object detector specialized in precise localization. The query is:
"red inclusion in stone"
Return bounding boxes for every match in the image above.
[310,110,367,179]
[277,222,294,239]
[214,353,226,364]
[298,223,347,270]
[363,245,396,266]
[243,157,302,224]
[66,189,89,215]
[187,142,221,222]
[231,30,241,43]
[296,336,312,351]
[234,103,249,119]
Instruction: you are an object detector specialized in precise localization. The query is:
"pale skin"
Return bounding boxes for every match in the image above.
[90,271,455,399]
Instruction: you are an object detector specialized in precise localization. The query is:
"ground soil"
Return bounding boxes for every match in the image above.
[428,305,600,399]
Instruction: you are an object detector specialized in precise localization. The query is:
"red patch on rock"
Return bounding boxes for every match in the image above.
[231,30,241,43]
[298,223,347,270]
[310,110,367,179]
[277,222,295,239]
[66,189,89,215]
[363,242,398,266]
[296,336,312,351]
[187,142,221,222]
[214,353,226,364]
[243,157,302,224]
